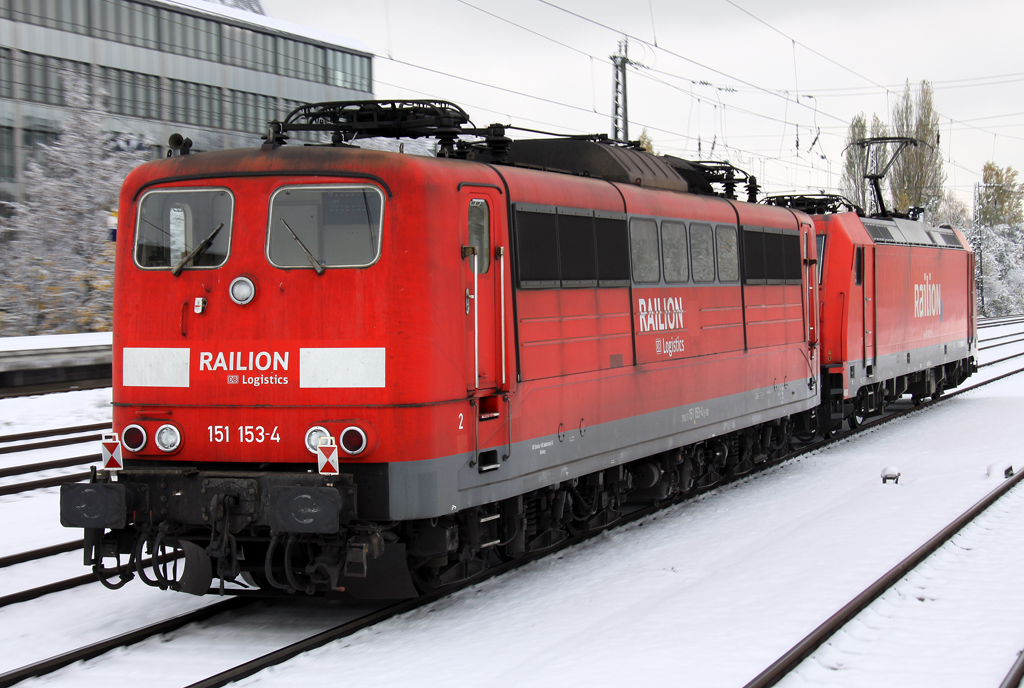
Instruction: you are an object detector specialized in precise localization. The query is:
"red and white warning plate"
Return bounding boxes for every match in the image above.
[317,436,339,475]
[100,432,123,470]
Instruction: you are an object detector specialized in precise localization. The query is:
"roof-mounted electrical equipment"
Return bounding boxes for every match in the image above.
[762,194,864,216]
[263,99,513,160]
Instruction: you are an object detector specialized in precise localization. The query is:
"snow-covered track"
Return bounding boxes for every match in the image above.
[0,423,110,496]
[744,466,1024,687]
[0,598,248,688]
[980,334,1024,351]
[978,314,1024,329]
[0,551,173,610]
[742,369,1024,688]
[0,421,111,446]
[0,540,82,569]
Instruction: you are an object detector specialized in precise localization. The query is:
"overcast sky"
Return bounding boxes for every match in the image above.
[263,0,1023,209]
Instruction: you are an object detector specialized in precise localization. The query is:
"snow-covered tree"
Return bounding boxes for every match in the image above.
[965,162,1024,316]
[934,189,970,229]
[0,70,150,336]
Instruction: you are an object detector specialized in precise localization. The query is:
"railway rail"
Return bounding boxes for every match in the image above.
[743,442,1024,687]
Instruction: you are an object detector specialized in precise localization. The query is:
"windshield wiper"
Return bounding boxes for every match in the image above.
[281,218,325,276]
[171,223,224,276]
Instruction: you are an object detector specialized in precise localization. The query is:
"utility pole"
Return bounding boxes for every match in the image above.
[974,181,984,315]
[611,39,629,142]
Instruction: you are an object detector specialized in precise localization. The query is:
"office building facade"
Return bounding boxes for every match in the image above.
[0,0,373,200]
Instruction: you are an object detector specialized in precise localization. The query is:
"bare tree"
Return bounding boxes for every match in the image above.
[889,80,945,215]
[0,70,150,336]
[840,113,869,209]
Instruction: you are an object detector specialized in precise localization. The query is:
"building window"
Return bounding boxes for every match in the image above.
[229,89,276,135]
[161,8,220,62]
[10,0,89,34]
[22,53,90,106]
[102,67,160,119]
[0,127,14,180]
[328,50,371,92]
[3,1,372,92]
[170,79,223,129]
[279,37,323,82]
[0,49,12,99]
[92,0,158,50]
[222,24,274,73]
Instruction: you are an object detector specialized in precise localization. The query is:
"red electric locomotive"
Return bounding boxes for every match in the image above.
[766,158,978,435]
[60,101,824,597]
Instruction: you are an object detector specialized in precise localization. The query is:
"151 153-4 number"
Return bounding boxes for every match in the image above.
[208,425,281,443]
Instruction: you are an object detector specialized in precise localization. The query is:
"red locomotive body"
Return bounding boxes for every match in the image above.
[815,211,977,429]
[63,102,954,599]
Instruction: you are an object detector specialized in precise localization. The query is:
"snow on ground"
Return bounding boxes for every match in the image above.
[0,332,111,352]
[0,490,73,558]
[217,372,1024,688]
[779,480,1024,687]
[0,387,112,436]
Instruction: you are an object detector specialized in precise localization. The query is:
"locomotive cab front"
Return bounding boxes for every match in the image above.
[60,141,508,597]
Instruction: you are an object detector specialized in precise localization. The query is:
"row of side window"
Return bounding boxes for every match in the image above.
[515,209,630,288]
[630,218,738,285]
[515,206,803,289]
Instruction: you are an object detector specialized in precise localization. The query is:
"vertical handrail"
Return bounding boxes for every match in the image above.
[474,252,479,389]
[498,247,506,386]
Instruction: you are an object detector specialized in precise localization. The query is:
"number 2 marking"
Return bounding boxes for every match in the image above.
[459,413,464,429]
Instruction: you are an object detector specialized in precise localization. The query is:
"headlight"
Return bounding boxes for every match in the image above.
[229,276,256,305]
[122,424,147,452]
[305,426,330,454]
[155,424,181,452]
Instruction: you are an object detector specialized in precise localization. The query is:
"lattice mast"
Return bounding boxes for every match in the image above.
[611,39,629,143]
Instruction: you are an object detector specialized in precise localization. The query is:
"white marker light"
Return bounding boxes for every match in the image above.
[155,424,181,452]
[304,426,330,454]
[229,276,256,305]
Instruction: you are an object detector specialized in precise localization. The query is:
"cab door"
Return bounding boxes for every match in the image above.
[861,244,876,370]
[460,185,510,471]
[461,190,498,393]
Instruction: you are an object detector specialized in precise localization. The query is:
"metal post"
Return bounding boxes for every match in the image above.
[611,40,628,142]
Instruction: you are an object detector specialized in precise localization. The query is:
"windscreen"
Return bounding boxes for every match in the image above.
[268,185,384,268]
[135,188,233,269]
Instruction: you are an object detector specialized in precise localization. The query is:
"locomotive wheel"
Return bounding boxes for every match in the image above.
[931,383,945,401]
[847,411,865,430]
[912,396,923,407]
